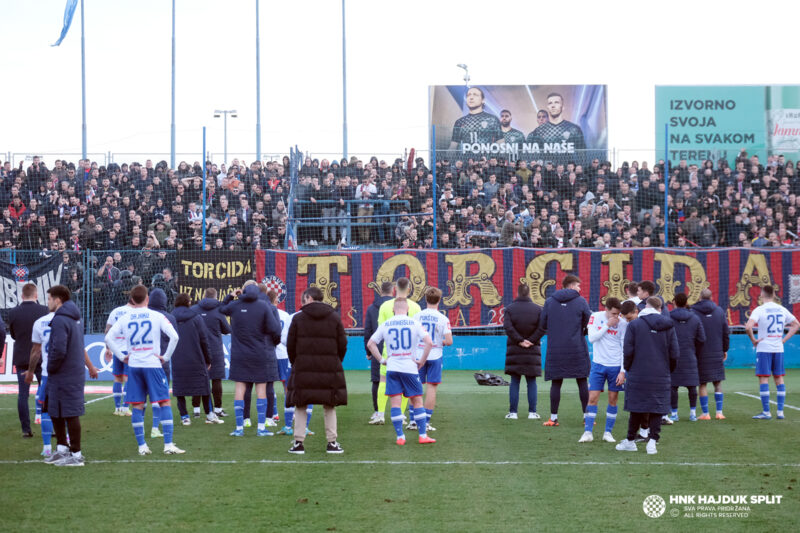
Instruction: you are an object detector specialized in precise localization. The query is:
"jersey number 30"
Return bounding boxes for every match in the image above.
[387,327,412,351]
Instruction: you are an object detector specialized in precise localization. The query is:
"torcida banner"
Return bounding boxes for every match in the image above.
[255,248,800,329]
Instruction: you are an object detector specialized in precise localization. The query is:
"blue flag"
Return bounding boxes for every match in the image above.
[52,0,79,47]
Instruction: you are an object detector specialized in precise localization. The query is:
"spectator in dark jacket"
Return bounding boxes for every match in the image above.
[616,297,679,455]
[171,294,221,425]
[503,283,543,420]
[691,289,730,420]
[286,286,348,455]
[44,285,87,466]
[8,282,48,438]
[668,293,706,422]
[364,281,393,423]
[220,282,281,437]
[193,288,231,417]
[533,275,591,426]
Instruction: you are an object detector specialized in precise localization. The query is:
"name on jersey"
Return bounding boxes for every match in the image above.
[129,312,150,319]
[460,141,576,155]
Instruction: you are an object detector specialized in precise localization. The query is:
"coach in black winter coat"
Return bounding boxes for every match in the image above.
[503,286,543,377]
[691,292,729,384]
[221,284,281,383]
[47,299,86,419]
[171,302,212,398]
[286,287,348,451]
[621,299,678,450]
[193,293,231,380]
[286,291,348,408]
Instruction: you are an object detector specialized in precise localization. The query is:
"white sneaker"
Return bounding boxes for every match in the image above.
[121,407,132,416]
[244,418,252,428]
[164,443,186,455]
[578,431,593,443]
[505,412,518,420]
[181,418,191,426]
[528,412,541,420]
[265,418,277,427]
[113,407,121,416]
[405,420,418,431]
[602,431,616,443]
[150,427,163,438]
[206,414,224,424]
[646,439,657,455]
[369,412,385,425]
[661,415,673,425]
[615,439,637,452]
[138,445,152,456]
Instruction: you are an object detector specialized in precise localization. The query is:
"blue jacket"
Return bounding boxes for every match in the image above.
[9,300,48,371]
[691,299,730,383]
[623,310,679,414]
[171,306,211,396]
[503,297,543,377]
[669,307,706,387]
[221,285,281,383]
[148,288,177,379]
[46,301,86,418]
[192,297,231,380]
[534,288,591,380]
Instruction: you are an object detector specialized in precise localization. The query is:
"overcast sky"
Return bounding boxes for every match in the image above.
[1,0,798,167]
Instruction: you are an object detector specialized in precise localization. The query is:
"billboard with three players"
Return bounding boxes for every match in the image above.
[429,84,608,164]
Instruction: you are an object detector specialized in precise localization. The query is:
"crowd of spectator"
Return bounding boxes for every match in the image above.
[2,150,799,260]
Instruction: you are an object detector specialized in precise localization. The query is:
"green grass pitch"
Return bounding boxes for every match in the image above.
[1,369,797,532]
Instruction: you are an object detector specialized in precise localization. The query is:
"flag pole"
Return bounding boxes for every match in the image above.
[80,0,87,160]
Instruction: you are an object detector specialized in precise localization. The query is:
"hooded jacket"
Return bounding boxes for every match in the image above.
[637,295,671,317]
[221,285,281,383]
[148,288,178,379]
[192,297,231,380]
[691,298,730,383]
[170,305,212,396]
[623,308,679,414]
[503,297,543,377]
[286,301,348,407]
[533,288,591,380]
[46,301,86,418]
[669,307,706,387]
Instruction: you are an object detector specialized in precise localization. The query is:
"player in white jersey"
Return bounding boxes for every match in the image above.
[745,285,800,420]
[580,297,627,444]
[106,302,135,415]
[412,288,453,432]
[105,286,182,455]
[367,299,435,446]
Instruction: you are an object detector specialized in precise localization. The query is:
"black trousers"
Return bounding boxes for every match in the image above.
[627,412,662,441]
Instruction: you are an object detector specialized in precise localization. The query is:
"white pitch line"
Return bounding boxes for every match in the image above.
[735,391,800,411]
[0,459,797,467]
[85,393,116,405]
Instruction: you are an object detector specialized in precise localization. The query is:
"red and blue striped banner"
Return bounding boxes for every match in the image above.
[255,248,800,329]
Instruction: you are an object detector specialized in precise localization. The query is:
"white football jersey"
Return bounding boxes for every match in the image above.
[370,315,429,374]
[587,311,626,367]
[31,312,56,377]
[414,308,451,361]
[750,302,797,353]
[276,308,292,361]
[106,308,179,368]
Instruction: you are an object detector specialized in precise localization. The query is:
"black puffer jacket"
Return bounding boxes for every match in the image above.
[503,297,543,377]
[286,301,348,407]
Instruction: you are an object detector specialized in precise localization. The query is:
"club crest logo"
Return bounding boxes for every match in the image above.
[262,275,287,303]
[14,266,29,282]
